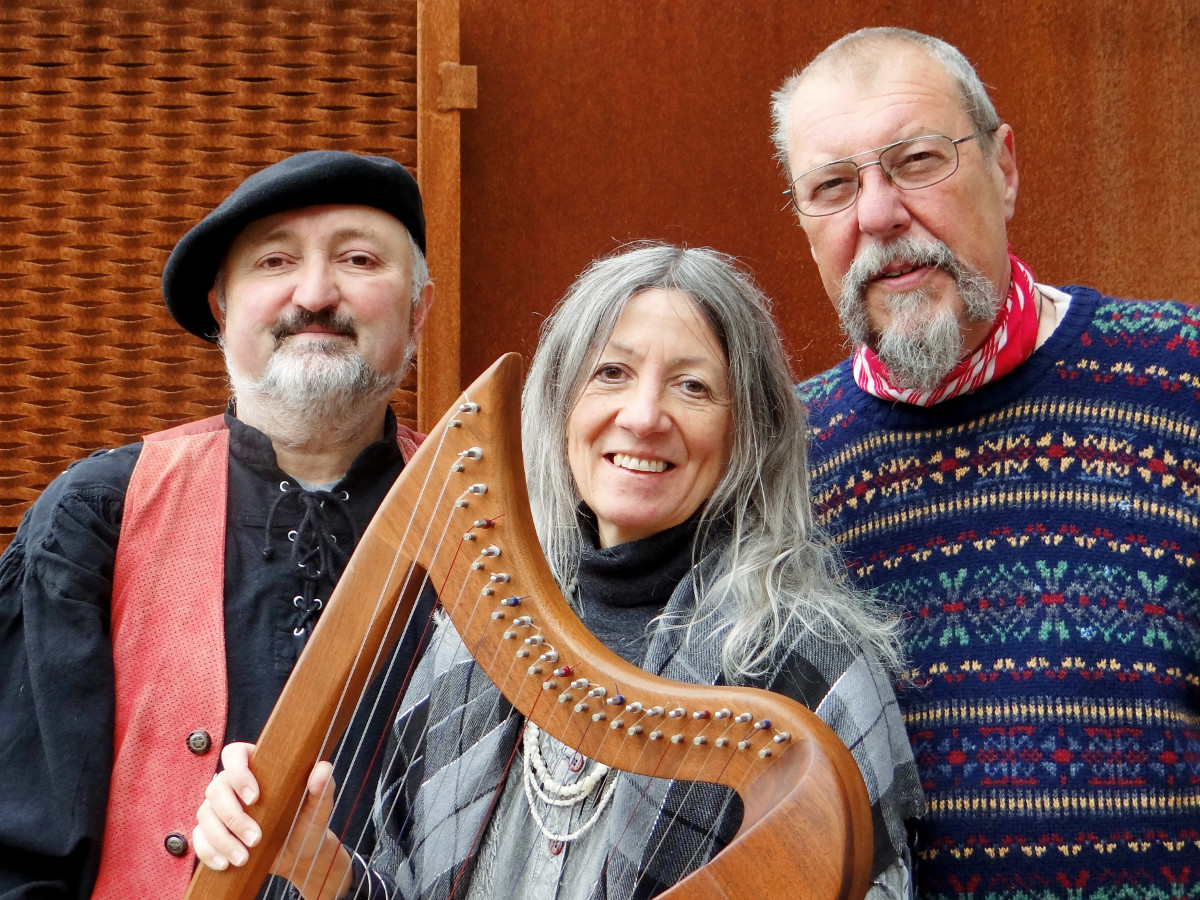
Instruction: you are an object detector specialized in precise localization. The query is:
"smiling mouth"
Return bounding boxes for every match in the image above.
[609,453,670,473]
[878,263,925,280]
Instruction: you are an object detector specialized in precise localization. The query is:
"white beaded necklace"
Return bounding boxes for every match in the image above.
[522,721,618,843]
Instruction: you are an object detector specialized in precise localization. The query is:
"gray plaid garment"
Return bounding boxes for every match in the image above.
[362,562,924,899]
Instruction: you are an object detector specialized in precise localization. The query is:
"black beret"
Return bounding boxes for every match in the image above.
[162,151,426,343]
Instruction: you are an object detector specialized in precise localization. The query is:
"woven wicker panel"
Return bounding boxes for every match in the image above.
[0,0,419,548]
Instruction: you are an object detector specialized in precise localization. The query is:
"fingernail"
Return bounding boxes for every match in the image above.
[241,788,258,805]
[243,827,261,847]
[230,847,248,866]
[212,855,229,871]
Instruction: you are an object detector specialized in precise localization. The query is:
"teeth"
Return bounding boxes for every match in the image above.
[613,453,667,473]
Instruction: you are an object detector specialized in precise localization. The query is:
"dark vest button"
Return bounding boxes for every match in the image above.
[164,832,189,857]
[548,839,565,856]
[186,729,212,755]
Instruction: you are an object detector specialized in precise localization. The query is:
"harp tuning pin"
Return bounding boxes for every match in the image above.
[468,484,488,495]
[570,679,589,690]
[448,419,462,428]
[503,630,516,640]
[649,730,663,741]
[479,587,494,596]
[513,616,533,627]
[714,709,732,719]
[489,573,510,583]
[455,499,468,508]
[668,707,686,719]
[773,732,791,744]
[527,665,542,675]
[524,635,544,646]
[625,702,644,714]
[553,666,572,677]
[607,693,625,706]
[628,725,644,736]
[500,596,521,607]
[671,734,685,744]
[470,562,484,571]
[573,702,589,713]
[490,611,504,620]
[737,739,752,750]
[692,710,711,720]
[735,712,753,724]
[451,463,465,472]
[463,533,476,541]
[715,737,730,747]
[592,712,607,722]
[481,545,501,557]
[558,693,574,703]
[587,687,607,698]
[542,680,558,691]
[540,650,559,663]
[758,748,773,759]
[610,719,624,729]
[647,706,664,717]
[459,402,480,413]
[458,447,483,460]
[474,519,493,529]
[754,719,771,731]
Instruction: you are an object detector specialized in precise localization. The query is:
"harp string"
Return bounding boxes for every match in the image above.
[273,414,468,896]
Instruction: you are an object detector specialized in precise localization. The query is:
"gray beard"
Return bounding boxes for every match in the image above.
[223,337,406,443]
[837,235,1001,392]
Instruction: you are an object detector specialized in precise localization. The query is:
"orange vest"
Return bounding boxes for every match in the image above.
[91,415,422,899]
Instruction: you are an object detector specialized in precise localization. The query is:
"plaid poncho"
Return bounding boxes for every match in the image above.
[362,559,923,899]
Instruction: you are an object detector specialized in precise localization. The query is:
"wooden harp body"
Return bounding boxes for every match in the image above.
[185,353,873,900]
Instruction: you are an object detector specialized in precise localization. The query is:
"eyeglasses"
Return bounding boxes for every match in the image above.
[783,127,999,217]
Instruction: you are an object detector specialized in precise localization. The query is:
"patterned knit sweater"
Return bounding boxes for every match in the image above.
[798,286,1200,900]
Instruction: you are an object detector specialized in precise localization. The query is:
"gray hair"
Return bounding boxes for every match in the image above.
[769,27,1003,179]
[521,242,902,681]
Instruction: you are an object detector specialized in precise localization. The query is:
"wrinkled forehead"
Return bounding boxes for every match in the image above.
[786,43,968,173]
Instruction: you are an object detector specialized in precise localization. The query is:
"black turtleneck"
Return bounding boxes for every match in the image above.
[573,509,700,665]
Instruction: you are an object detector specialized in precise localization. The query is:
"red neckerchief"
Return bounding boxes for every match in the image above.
[851,251,1040,406]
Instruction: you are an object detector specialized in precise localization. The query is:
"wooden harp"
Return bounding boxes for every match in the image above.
[184,352,873,900]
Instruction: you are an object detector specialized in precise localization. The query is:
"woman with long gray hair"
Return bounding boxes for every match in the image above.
[194,243,924,899]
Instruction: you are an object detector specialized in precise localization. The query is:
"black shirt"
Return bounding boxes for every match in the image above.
[0,408,433,899]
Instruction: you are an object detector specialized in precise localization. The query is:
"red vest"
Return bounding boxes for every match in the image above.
[91,415,422,899]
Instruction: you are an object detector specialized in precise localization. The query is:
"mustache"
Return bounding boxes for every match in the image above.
[841,236,961,298]
[271,308,358,343]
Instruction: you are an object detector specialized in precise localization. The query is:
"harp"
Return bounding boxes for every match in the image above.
[184,352,873,900]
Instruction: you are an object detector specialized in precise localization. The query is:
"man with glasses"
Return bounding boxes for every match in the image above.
[772,26,1199,900]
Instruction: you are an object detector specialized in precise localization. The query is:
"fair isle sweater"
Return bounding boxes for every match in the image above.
[798,286,1200,900]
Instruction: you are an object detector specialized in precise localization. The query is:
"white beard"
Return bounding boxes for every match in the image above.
[224,336,406,445]
[837,235,1001,391]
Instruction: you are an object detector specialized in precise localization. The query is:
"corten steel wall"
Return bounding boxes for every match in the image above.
[456,1,1198,387]
[0,1,419,548]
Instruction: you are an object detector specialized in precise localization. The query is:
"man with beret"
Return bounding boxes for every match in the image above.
[0,150,436,899]
[772,27,1200,900]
